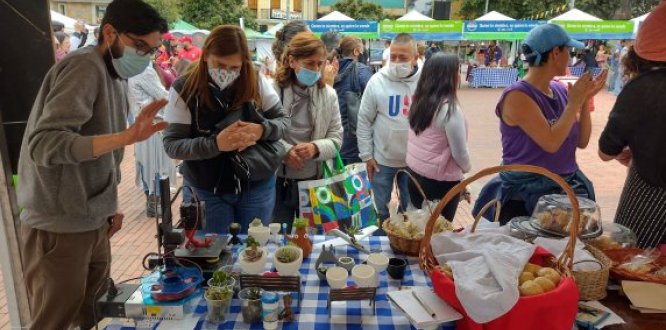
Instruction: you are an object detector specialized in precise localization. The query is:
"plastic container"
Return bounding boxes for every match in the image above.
[589,223,638,250]
[239,287,263,323]
[261,291,279,330]
[532,194,601,236]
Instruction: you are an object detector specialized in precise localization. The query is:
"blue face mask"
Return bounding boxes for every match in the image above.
[108,34,151,79]
[296,67,321,87]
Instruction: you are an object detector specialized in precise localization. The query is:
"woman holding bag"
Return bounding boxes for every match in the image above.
[163,25,288,234]
[272,32,343,231]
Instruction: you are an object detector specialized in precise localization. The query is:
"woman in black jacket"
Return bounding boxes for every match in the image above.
[163,26,289,234]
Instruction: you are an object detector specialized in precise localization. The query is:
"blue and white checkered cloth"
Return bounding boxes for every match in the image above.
[568,66,603,77]
[102,236,456,330]
[468,68,519,88]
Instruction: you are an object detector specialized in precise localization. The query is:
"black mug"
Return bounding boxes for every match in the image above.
[387,258,408,280]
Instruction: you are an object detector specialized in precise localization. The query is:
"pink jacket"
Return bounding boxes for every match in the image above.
[406,123,465,182]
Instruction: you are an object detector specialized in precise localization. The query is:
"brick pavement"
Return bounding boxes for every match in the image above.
[0,88,626,329]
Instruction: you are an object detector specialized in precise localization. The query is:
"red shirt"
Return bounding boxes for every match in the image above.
[178,46,202,61]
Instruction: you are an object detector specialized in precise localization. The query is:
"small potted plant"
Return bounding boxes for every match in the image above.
[205,285,233,322]
[286,218,313,258]
[274,245,303,276]
[238,287,263,323]
[248,218,270,246]
[239,236,266,275]
[207,267,236,289]
[228,222,241,245]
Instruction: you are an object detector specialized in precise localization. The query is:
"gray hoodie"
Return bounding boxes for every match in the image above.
[17,47,127,233]
[357,63,422,168]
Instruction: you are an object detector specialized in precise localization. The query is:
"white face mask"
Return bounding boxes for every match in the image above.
[208,67,240,90]
[389,61,413,78]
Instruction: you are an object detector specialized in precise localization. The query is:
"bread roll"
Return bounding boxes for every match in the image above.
[537,267,561,285]
[519,280,544,296]
[524,263,542,275]
[534,276,555,292]
[519,272,535,285]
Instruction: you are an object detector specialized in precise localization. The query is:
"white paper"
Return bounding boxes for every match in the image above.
[388,287,462,328]
[580,301,625,328]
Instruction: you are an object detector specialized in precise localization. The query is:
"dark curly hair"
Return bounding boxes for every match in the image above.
[622,45,666,80]
[271,21,309,63]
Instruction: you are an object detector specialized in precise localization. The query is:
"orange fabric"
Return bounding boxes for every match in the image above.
[635,1,666,62]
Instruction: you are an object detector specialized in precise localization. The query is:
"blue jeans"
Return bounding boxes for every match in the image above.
[183,176,276,234]
[371,164,410,221]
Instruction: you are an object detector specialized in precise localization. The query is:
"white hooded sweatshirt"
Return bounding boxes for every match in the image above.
[357,62,422,168]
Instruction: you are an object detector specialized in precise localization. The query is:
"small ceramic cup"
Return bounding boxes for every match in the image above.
[326,266,348,289]
[367,253,389,274]
[336,256,355,272]
[387,258,408,280]
[351,264,376,288]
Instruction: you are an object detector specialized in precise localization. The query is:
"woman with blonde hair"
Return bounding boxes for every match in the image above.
[163,25,288,233]
[272,32,343,231]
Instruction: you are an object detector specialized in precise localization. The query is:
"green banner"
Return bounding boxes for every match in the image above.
[380,20,464,33]
[552,20,634,34]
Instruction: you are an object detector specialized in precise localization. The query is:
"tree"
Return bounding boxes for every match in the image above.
[181,0,258,31]
[332,0,386,21]
[145,0,181,26]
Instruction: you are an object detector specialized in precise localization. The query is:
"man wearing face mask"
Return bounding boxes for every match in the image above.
[17,1,168,329]
[357,33,422,224]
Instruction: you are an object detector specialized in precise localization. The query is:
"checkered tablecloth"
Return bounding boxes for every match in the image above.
[568,66,603,77]
[468,68,518,88]
[102,236,456,330]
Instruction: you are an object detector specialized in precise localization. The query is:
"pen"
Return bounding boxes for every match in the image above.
[412,290,436,318]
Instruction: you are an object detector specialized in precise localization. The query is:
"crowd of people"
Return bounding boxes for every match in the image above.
[15,0,666,327]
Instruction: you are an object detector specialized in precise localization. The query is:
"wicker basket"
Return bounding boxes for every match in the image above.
[419,164,581,280]
[382,170,457,256]
[603,248,666,284]
[573,244,611,301]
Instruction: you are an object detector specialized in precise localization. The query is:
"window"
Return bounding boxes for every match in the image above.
[271,0,280,9]
[95,5,106,24]
[57,3,66,14]
[248,0,258,9]
[293,0,301,12]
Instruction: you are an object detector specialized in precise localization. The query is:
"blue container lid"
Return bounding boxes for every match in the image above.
[261,291,279,304]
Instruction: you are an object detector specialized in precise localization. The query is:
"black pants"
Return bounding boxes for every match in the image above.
[273,175,319,232]
[406,169,461,222]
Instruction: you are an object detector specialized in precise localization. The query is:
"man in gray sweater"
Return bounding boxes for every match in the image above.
[17,0,167,328]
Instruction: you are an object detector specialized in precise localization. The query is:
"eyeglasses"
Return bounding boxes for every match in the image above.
[125,34,160,56]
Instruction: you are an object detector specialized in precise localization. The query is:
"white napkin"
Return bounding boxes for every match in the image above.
[431,232,536,323]
[533,237,601,272]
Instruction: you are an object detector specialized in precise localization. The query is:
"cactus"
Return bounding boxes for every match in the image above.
[205,285,233,301]
[276,246,299,263]
[210,268,231,287]
[249,218,263,227]
[293,218,308,231]
[243,236,263,262]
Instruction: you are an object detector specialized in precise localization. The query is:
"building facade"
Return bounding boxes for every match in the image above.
[317,0,462,19]
[247,0,318,30]
[50,0,110,24]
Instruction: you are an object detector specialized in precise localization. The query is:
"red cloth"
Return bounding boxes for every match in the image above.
[431,247,579,330]
[179,46,202,62]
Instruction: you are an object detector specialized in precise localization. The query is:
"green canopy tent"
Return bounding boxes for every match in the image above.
[171,19,199,32]
[244,28,274,40]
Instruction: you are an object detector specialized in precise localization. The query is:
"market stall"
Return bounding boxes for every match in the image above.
[467,67,519,88]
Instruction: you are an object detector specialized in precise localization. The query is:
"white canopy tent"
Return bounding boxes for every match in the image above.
[318,10,354,21]
[397,10,434,21]
[550,8,602,22]
[263,23,284,37]
[476,11,515,21]
[631,12,650,35]
[50,10,95,34]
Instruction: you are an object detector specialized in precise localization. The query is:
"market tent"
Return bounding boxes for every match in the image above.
[631,12,650,36]
[475,11,514,21]
[50,10,95,34]
[550,8,602,22]
[244,28,273,40]
[397,10,434,21]
[318,11,354,21]
[263,23,284,37]
[171,20,199,32]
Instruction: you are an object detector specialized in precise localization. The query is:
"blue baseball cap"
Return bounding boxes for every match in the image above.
[523,24,585,66]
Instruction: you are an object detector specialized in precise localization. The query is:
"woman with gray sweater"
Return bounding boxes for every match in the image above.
[272,32,343,231]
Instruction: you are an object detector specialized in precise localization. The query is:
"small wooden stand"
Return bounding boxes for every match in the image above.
[239,274,302,308]
[327,287,377,318]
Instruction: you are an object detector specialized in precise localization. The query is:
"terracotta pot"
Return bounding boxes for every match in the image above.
[287,228,313,258]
